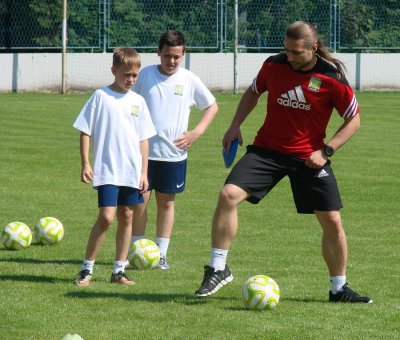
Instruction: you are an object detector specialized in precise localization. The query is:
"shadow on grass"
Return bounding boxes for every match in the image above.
[64,290,233,305]
[0,257,109,266]
[282,296,327,303]
[224,296,327,311]
[65,291,325,306]
[0,274,73,284]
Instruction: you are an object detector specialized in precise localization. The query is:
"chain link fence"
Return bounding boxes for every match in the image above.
[338,0,400,50]
[1,0,399,51]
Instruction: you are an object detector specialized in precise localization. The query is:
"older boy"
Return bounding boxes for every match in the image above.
[131,30,218,269]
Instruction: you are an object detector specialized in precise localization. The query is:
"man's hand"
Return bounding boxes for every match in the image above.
[304,149,328,169]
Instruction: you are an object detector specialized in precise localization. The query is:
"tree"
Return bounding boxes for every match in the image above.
[108,0,146,48]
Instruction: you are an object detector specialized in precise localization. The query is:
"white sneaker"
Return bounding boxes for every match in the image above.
[157,255,170,270]
[124,260,133,269]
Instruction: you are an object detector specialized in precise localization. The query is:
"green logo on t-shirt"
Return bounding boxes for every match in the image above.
[131,106,139,117]
[308,76,322,92]
[174,84,184,96]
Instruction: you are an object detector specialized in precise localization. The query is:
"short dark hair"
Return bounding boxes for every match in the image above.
[158,30,186,51]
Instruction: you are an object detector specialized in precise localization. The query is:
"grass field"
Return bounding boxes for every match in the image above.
[0,92,399,339]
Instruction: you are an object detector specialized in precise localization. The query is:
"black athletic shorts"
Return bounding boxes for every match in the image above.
[225,145,343,214]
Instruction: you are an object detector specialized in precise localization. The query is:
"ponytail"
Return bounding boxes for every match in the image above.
[286,21,346,79]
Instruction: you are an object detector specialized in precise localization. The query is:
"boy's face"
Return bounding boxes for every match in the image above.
[111,64,139,93]
[157,45,185,76]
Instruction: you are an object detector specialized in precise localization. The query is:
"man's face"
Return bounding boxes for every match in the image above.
[284,37,317,71]
[157,45,185,76]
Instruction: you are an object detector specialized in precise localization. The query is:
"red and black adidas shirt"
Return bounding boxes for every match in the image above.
[252,53,359,159]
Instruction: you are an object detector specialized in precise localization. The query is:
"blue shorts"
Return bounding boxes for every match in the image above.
[97,185,144,207]
[148,159,187,194]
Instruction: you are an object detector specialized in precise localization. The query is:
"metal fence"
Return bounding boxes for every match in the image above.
[1,0,399,51]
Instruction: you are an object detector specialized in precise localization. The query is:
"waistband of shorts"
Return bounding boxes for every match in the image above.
[246,145,305,164]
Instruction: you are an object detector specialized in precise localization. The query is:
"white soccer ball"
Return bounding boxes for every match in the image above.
[33,217,64,245]
[127,239,160,270]
[61,333,84,340]
[1,222,32,250]
[242,275,280,310]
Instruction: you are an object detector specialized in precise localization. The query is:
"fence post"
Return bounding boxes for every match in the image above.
[61,0,67,94]
[219,0,224,52]
[103,0,107,52]
[355,53,361,91]
[333,0,337,52]
[233,0,238,94]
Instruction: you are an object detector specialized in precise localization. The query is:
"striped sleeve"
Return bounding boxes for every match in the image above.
[343,94,359,118]
[333,80,360,118]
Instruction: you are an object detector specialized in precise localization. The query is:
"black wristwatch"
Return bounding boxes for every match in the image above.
[323,144,335,157]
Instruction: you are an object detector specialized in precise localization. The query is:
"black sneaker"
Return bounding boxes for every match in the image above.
[329,283,373,303]
[195,265,233,297]
[75,269,92,287]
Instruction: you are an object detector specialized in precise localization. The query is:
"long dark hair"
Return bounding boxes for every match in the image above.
[286,21,346,79]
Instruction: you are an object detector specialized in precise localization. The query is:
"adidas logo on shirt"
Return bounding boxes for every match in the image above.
[277,86,311,110]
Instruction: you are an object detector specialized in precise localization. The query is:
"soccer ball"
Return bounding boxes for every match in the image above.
[33,217,64,245]
[61,334,84,340]
[242,275,280,310]
[127,239,160,270]
[1,222,32,250]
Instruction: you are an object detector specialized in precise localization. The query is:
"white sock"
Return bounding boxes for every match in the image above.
[113,260,126,274]
[330,275,346,294]
[209,248,228,271]
[155,237,170,258]
[81,259,95,274]
[131,235,145,244]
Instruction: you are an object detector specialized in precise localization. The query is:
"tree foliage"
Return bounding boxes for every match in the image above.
[0,0,398,51]
[340,0,400,49]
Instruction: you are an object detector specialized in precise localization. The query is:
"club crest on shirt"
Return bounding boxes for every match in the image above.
[131,105,139,117]
[308,76,322,92]
[174,84,184,96]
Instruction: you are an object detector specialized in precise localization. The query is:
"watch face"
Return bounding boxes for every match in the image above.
[324,145,334,156]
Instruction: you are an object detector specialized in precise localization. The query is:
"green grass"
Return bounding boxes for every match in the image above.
[0,92,399,339]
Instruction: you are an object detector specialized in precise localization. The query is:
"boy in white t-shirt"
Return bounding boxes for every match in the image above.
[131,30,218,269]
[73,48,156,286]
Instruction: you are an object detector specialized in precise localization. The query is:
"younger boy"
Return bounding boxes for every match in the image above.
[73,48,156,286]
[131,30,218,269]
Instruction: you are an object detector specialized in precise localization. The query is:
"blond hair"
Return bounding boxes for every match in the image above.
[113,48,141,69]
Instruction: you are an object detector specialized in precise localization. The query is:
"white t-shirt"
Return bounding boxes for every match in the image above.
[73,86,156,188]
[133,65,216,161]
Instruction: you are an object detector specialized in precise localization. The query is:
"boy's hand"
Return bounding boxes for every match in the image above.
[139,175,149,194]
[174,130,200,150]
[81,164,93,183]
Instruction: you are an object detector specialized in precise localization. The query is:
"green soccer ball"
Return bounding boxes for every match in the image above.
[1,222,32,250]
[242,275,280,310]
[33,217,64,245]
[127,239,160,270]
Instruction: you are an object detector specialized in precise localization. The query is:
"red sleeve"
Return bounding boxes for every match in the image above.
[251,61,269,94]
[332,81,360,118]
